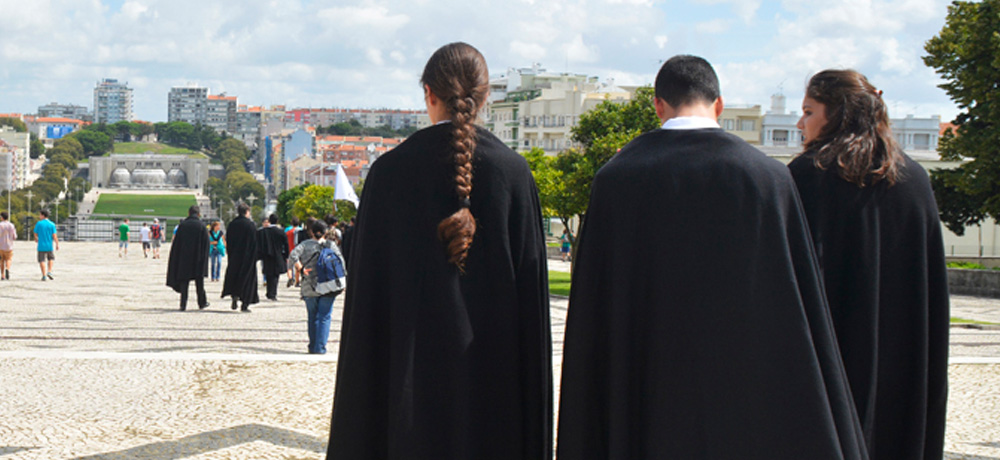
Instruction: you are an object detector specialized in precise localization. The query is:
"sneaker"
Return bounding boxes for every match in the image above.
[46,272,54,280]
[4,269,8,279]
[286,278,295,288]
[41,276,47,281]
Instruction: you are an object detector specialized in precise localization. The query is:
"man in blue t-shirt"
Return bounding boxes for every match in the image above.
[33,209,59,281]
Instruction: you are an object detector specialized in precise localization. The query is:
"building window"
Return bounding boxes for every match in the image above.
[723,119,735,130]
[740,120,755,131]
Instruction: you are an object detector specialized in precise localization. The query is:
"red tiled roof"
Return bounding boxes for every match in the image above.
[35,117,84,124]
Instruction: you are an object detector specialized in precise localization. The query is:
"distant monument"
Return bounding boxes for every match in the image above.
[90,153,209,189]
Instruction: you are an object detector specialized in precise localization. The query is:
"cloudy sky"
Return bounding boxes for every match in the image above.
[0,0,958,123]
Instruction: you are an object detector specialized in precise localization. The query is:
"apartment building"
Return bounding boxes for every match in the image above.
[167,85,208,126]
[0,127,31,190]
[206,94,238,134]
[891,114,941,152]
[486,65,631,152]
[718,105,763,145]
[37,103,90,122]
[93,79,134,124]
[761,94,803,148]
[285,108,426,130]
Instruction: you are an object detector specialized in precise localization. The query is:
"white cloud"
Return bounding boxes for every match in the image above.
[510,41,548,62]
[695,19,731,34]
[565,34,599,63]
[366,48,384,66]
[655,35,669,49]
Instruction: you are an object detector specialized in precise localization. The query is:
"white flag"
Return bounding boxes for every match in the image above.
[334,164,360,207]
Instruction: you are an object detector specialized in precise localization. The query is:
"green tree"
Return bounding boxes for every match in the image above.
[923,0,1000,234]
[0,117,27,132]
[29,133,46,159]
[50,137,85,160]
[70,130,112,156]
[277,184,309,226]
[292,185,335,220]
[530,86,658,246]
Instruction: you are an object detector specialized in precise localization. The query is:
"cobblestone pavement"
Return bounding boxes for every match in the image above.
[0,242,997,459]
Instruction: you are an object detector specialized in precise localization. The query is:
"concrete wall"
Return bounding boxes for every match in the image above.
[948,268,1000,299]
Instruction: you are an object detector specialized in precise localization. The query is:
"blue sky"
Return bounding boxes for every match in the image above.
[0,0,958,123]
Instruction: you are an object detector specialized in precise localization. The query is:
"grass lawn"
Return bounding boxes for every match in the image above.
[549,270,571,297]
[92,193,197,218]
[112,142,202,157]
[951,317,999,326]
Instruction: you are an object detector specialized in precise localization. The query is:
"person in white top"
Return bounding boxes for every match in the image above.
[140,222,152,258]
[0,212,16,280]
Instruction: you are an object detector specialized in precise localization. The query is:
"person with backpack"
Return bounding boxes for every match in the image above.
[149,218,164,259]
[288,219,345,355]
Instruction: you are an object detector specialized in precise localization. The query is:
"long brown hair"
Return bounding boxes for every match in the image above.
[804,69,902,187]
[421,42,489,270]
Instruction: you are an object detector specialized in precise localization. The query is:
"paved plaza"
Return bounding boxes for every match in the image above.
[0,241,998,459]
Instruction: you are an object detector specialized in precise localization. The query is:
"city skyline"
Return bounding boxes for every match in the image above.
[0,0,960,123]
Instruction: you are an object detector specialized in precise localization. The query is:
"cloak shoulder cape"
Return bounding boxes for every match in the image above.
[327,124,553,459]
[257,225,289,276]
[166,216,209,292]
[788,152,949,460]
[558,128,867,459]
[221,215,259,304]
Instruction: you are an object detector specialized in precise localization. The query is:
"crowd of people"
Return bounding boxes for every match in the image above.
[2,43,950,460]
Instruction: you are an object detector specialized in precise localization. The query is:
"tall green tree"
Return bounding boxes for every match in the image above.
[277,184,309,226]
[70,130,112,156]
[923,0,1000,235]
[29,133,46,159]
[292,185,335,220]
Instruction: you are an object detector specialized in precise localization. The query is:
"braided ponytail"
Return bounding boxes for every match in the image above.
[421,43,489,270]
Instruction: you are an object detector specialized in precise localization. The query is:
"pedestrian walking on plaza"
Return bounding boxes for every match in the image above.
[118,218,130,258]
[789,69,950,460]
[257,214,288,301]
[288,219,343,354]
[33,209,58,281]
[557,55,866,459]
[0,212,16,280]
[327,42,552,460]
[140,222,151,258]
[208,221,226,282]
[221,203,258,312]
[149,218,164,259]
[166,206,210,311]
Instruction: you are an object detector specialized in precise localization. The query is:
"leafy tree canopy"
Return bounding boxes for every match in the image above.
[923,0,1000,234]
[0,117,27,132]
[69,130,112,157]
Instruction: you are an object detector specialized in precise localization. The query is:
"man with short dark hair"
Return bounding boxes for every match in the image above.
[0,211,16,280]
[167,206,210,311]
[557,55,867,459]
[222,203,259,312]
[149,218,164,259]
[33,209,58,281]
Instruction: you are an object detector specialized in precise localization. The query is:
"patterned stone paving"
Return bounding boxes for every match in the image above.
[0,242,996,459]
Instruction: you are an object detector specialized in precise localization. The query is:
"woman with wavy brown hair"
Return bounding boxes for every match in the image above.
[789,69,949,460]
[327,42,552,459]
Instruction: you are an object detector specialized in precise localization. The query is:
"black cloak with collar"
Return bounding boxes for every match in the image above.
[221,215,259,305]
[166,215,209,292]
[557,128,868,459]
[789,152,949,460]
[327,124,553,459]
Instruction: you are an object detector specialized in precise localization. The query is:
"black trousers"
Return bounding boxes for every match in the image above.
[180,277,207,308]
[265,274,279,299]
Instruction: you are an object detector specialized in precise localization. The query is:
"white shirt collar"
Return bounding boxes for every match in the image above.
[434,119,452,125]
[661,116,720,130]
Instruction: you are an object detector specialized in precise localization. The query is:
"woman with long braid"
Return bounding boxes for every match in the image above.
[327,43,552,459]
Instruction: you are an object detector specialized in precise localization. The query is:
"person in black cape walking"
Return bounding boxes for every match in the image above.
[166,205,210,311]
[327,42,552,460]
[221,203,259,312]
[257,213,288,301]
[789,69,949,460]
[556,55,867,459]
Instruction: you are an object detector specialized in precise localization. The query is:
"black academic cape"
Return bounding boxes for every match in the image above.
[340,224,355,264]
[166,216,209,292]
[789,152,949,460]
[221,215,259,304]
[557,128,868,460]
[257,225,289,276]
[327,125,552,460]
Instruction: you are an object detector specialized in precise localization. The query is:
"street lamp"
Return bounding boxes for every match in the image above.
[54,198,61,223]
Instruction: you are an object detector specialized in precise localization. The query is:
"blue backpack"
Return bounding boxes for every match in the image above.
[315,244,346,295]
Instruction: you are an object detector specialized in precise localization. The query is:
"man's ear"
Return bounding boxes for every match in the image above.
[654,96,670,123]
[712,96,724,118]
